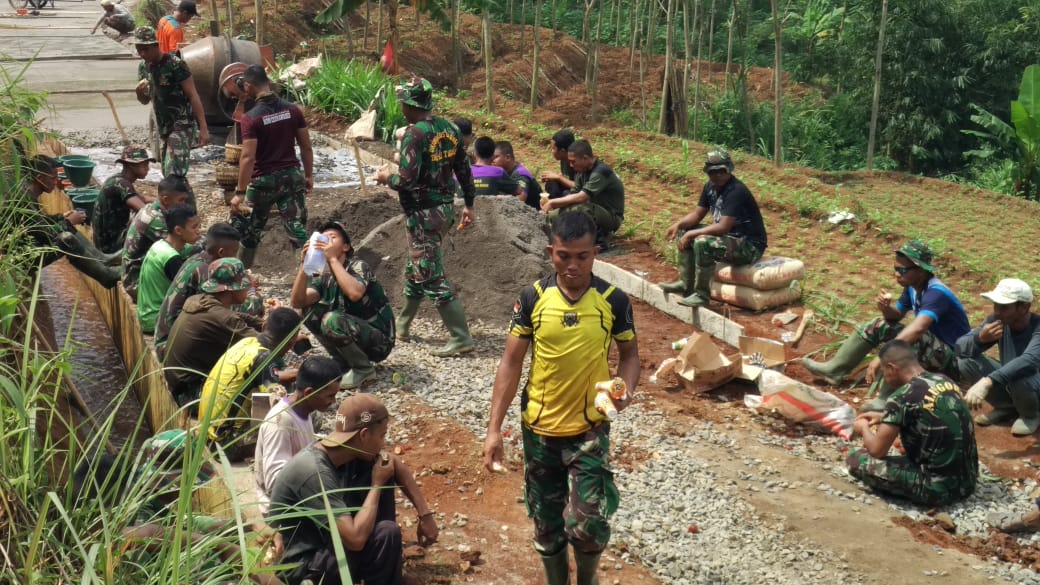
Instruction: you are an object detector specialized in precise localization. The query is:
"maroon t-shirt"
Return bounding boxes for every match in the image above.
[240,94,307,177]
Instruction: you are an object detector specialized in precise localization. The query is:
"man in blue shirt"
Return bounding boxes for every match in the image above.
[802,240,970,411]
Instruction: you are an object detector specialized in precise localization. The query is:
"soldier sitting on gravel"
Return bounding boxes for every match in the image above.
[122,174,195,301]
[269,394,438,585]
[15,155,121,288]
[290,221,394,390]
[541,139,625,252]
[94,145,155,254]
[802,240,970,412]
[847,340,978,506]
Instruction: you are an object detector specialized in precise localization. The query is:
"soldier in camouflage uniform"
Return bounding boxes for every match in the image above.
[290,221,394,389]
[802,240,970,411]
[229,65,313,268]
[133,26,208,206]
[659,149,767,307]
[374,77,477,358]
[847,340,977,506]
[484,213,640,585]
[154,223,264,358]
[94,145,155,254]
[122,175,192,300]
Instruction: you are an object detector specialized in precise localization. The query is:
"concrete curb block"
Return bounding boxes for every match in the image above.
[593,259,744,348]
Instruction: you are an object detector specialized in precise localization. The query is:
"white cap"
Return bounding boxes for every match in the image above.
[981,278,1034,305]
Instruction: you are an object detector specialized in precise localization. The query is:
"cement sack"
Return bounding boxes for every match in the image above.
[710,280,801,311]
[714,256,804,291]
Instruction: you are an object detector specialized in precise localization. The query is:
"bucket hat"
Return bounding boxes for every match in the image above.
[200,258,251,293]
[117,145,155,164]
[133,26,159,45]
[396,77,434,111]
[895,240,935,273]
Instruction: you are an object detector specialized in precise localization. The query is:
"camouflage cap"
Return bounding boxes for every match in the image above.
[318,220,351,246]
[895,240,935,273]
[704,149,735,173]
[133,26,159,46]
[116,144,155,164]
[396,77,434,111]
[200,257,251,293]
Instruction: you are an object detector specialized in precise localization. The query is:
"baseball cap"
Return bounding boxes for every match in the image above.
[117,145,155,164]
[318,220,351,246]
[177,0,198,16]
[200,257,251,293]
[895,240,934,273]
[396,77,434,111]
[100,0,114,7]
[134,26,159,45]
[319,394,389,448]
[981,278,1034,305]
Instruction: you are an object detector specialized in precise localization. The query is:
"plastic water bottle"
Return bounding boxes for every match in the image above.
[594,391,618,421]
[302,232,329,276]
[593,377,628,421]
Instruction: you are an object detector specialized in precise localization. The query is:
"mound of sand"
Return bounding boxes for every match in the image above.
[355,195,552,325]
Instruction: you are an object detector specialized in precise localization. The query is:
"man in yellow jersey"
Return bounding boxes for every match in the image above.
[483,212,640,585]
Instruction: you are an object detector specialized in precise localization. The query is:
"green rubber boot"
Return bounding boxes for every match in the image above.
[660,248,695,295]
[237,246,258,270]
[337,342,376,389]
[432,298,476,357]
[56,232,120,289]
[678,260,714,307]
[801,334,873,385]
[395,295,422,342]
[540,548,570,585]
[861,378,894,412]
[573,549,601,585]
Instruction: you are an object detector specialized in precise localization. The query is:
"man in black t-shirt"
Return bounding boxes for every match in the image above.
[539,128,576,198]
[659,149,767,307]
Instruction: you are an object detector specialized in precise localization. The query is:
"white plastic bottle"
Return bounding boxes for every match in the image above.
[302,232,329,276]
[594,391,618,421]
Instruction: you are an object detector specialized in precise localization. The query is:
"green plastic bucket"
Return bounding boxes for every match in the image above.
[58,154,91,165]
[63,159,96,188]
[67,188,100,224]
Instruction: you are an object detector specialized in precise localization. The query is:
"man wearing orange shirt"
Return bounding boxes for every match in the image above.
[156,0,197,54]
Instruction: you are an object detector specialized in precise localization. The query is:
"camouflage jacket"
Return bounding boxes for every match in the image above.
[138,53,195,139]
[94,175,138,254]
[122,201,166,292]
[389,116,475,212]
[305,256,393,337]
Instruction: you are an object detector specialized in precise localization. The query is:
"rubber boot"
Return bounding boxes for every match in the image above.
[337,342,377,389]
[861,378,894,413]
[238,246,258,270]
[540,548,570,585]
[573,549,601,585]
[800,334,873,385]
[395,296,423,342]
[1009,385,1040,436]
[432,298,476,357]
[678,261,713,307]
[660,248,694,295]
[67,254,120,289]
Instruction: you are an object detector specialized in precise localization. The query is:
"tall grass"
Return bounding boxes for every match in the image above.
[288,58,406,144]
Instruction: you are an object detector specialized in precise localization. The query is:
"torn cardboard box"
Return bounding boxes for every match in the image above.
[736,336,787,381]
[675,331,741,392]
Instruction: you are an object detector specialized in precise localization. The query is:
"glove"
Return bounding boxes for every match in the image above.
[964,378,992,409]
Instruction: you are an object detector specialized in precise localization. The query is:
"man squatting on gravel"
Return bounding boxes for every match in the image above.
[484,212,641,585]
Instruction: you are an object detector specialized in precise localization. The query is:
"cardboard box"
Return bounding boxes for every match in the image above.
[676,331,741,392]
[736,336,787,381]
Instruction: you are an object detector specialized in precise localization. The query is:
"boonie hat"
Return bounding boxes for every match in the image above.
[177,0,198,16]
[117,144,155,164]
[133,26,159,45]
[318,220,351,246]
[396,77,434,111]
[200,257,251,293]
[895,240,935,273]
[319,394,389,449]
[981,278,1034,305]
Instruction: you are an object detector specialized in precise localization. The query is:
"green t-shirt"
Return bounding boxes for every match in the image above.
[574,159,625,220]
[138,239,187,333]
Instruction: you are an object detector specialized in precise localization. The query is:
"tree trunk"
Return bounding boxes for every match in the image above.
[583,0,595,90]
[770,0,782,167]
[628,0,640,78]
[640,0,659,128]
[591,1,604,121]
[552,0,559,35]
[345,17,354,57]
[225,0,233,36]
[483,5,495,113]
[388,0,399,64]
[706,0,716,73]
[681,0,691,98]
[520,0,527,53]
[615,0,623,45]
[451,0,462,82]
[364,1,370,50]
[376,0,383,49]
[657,0,675,134]
[725,0,735,86]
[532,0,541,108]
[509,0,515,25]
[693,7,704,140]
[255,0,263,44]
[866,0,888,170]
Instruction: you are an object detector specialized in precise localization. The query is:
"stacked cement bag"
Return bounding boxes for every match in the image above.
[710,256,804,311]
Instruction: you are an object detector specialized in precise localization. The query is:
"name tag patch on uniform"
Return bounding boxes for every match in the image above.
[262,110,292,125]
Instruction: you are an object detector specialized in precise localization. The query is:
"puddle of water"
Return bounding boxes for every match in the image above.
[40,260,144,450]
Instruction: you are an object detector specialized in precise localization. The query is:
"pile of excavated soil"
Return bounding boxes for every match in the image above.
[354,195,552,325]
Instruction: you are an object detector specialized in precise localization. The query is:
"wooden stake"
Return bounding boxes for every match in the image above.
[351,140,369,197]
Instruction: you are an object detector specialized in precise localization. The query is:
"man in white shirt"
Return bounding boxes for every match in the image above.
[254,355,341,514]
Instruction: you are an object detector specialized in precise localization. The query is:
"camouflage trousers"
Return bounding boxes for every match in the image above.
[311,311,394,364]
[231,166,308,250]
[403,203,456,306]
[522,424,619,555]
[549,203,621,234]
[678,225,764,268]
[846,449,973,506]
[161,125,197,206]
[856,318,959,380]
